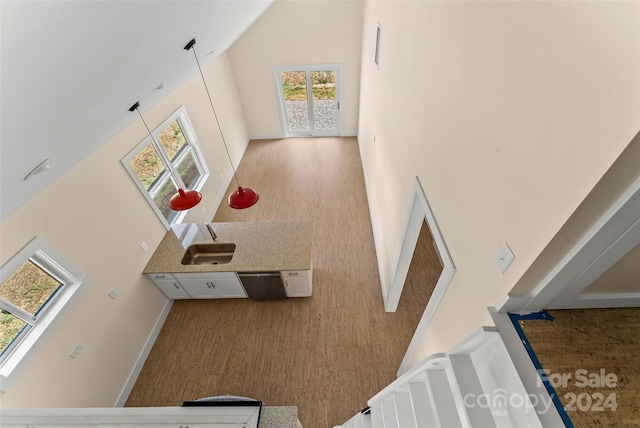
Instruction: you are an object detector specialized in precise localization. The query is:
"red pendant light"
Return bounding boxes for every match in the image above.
[229,186,259,210]
[129,102,202,211]
[185,38,258,210]
[171,188,203,211]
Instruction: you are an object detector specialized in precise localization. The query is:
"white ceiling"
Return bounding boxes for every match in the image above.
[0,0,272,220]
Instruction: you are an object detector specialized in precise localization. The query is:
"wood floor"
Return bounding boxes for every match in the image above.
[397,221,443,320]
[126,137,439,427]
[520,308,640,427]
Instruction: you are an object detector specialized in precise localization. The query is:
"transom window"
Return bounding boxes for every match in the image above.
[123,106,209,229]
[0,236,86,391]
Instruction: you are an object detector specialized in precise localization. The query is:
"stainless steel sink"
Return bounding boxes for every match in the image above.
[180,243,236,265]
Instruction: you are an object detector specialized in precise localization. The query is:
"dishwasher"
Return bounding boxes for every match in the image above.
[238,272,287,300]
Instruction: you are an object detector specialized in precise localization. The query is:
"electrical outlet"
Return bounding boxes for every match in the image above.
[141,241,149,252]
[107,288,118,299]
[69,343,84,359]
[495,243,515,273]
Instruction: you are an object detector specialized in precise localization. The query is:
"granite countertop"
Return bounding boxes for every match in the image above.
[142,221,312,274]
[259,406,300,428]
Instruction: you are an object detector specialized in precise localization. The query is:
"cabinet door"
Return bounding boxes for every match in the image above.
[148,274,189,299]
[173,272,247,299]
[209,276,247,298]
[281,270,312,297]
[174,277,217,298]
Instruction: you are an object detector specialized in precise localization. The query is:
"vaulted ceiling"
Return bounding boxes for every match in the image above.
[0,1,272,220]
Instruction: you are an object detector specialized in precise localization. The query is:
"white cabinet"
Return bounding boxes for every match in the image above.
[149,270,312,300]
[281,270,312,297]
[174,272,247,299]
[148,273,189,299]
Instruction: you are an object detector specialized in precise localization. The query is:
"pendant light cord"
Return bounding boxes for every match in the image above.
[188,45,241,189]
[133,105,170,171]
[133,107,155,140]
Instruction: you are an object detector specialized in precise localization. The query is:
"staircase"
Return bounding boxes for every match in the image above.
[336,321,565,428]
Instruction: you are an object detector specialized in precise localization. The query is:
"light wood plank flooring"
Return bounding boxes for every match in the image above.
[521,308,640,427]
[126,137,439,427]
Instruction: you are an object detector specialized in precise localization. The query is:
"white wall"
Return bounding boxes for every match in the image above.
[509,130,640,297]
[228,0,363,138]
[0,52,248,407]
[357,1,640,365]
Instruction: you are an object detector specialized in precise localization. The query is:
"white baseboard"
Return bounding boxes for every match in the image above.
[248,133,357,140]
[248,134,285,140]
[114,300,173,407]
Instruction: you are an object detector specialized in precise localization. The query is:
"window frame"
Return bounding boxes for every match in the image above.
[122,105,209,230]
[0,236,88,392]
[273,64,343,138]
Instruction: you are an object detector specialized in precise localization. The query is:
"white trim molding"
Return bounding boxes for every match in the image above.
[389,177,457,376]
[556,292,640,309]
[339,131,358,138]
[248,134,286,140]
[500,177,640,312]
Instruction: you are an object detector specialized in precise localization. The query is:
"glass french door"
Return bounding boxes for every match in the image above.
[276,65,341,137]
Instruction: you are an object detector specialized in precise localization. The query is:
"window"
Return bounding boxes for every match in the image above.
[0,236,87,391]
[123,106,209,229]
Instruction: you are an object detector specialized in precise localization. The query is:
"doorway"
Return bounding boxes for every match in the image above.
[386,177,457,375]
[397,220,444,349]
[275,65,342,137]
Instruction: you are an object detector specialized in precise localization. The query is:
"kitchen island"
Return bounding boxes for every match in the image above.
[142,221,313,299]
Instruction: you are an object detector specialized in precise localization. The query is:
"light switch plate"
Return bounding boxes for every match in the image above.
[495,243,515,273]
[107,288,118,299]
[141,241,149,252]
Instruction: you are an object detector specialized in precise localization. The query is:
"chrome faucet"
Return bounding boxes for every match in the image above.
[206,223,217,242]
